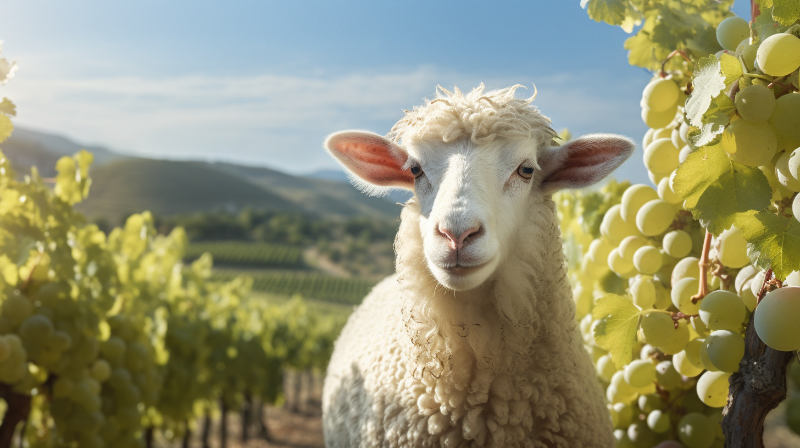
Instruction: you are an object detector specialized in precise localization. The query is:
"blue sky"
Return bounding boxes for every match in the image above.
[0,1,750,184]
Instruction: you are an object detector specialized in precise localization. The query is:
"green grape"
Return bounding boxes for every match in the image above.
[47,330,72,352]
[660,320,691,355]
[721,119,778,167]
[125,342,148,372]
[608,248,635,276]
[35,283,62,306]
[658,176,682,205]
[0,337,9,363]
[756,33,800,77]
[749,270,767,298]
[91,359,112,382]
[654,127,673,141]
[735,265,758,294]
[654,282,673,310]
[737,282,757,312]
[788,148,800,182]
[643,78,680,112]
[642,105,679,132]
[648,410,671,433]
[736,37,758,71]
[588,238,614,265]
[691,315,710,337]
[673,339,704,377]
[672,277,701,315]
[699,290,746,332]
[655,360,681,390]
[101,337,126,367]
[73,337,99,365]
[680,144,693,163]
[770,93,800,141]
[19,314,54,353]
[601,204,642,245]
[631,277,657,309]
[53,376,74,398]
[705,330,744,372]
[696,371,732,408]
[581,256,608,279]
[643,128,656,149]
[787,270,800,287]
[636,199,676,237]
[613,402,634,429]
[672,127,685,150]
[754,286,800,351]
[614,429,636,448]
[633,247,663,275]
[641,312,677,347]
[776,150,800,192]
[735,85,776,123]
[638,393,665,413]
[795,193,800,223]
[596,354,617,381]
[114,383,141,406]
[699,339,720,372]
[611,370,639,397]
[627,421,656,447]
[716,16,749,51]
[621,184,660,222]
[624,359,656,388]
[678,412,716,448]
[663,230,692,258]
[644,139,680,176]
[787,396,800,434]
[108,368,132,390]
[648,170,667,189]
[3,294,33,324]
[620,236,649,261]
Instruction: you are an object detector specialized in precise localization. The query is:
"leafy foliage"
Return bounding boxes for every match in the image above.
[736,210,800,279]
[592,294,642,368]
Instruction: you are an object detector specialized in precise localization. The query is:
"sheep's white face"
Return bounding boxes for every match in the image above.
[404,139,539,290]
[325,131,634,292]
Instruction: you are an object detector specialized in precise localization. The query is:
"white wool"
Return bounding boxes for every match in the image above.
[322,85,613,448]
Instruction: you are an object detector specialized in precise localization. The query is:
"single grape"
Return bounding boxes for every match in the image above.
[735,265,758,294]
[91,359,112,382]
[736,37,758,71]
[770,93,800,141]
[699,290,746,332]
[696,371,732,408]
[581,256,608,279]
[47,330,72,352]
[624,359,656,388]
[638,393,665,413]
[628,420,656,447]
[596,354,617,381]
[750,270,767,298]
[643,78,680,112]
[716,16,750,51]
[673,349,704,377]
[654,127,673,141]
[644,138,681,176]
[634,246,663,275]
[776,150,800,192]
[699,339,720,372]
[721,119,778,167]
[608,248,635,276]
[613,402,634,429]
[641,312,677,347]
[611,370,638,400]
[663,230,692,258]
[658,176,682,205]
[660,319,690,355]
[678,412,716,448]
[756,33,800,77]
[672,127,686,150]
[691,315,710,337]
[786,271,800,287]
[601,204,642,245]
[735,84,776,123]
[631,277,657,309]
[672,256,701,287]
[788,148,800,182]
[754,286,800,351]
[672,277,701,315]
[643,128,656,149]
[619,236,649,261]
[648,410,671,433]
[636,199,676,237]
[705,330,744,372]
[642,105,679,134]
[588,239,614,265]
[19,314,54,353]
[795,194,800,223]
[2,295,33,324]
[680,144,693,163]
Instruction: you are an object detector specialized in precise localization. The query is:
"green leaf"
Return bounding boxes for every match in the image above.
[736,210,800,280]
[719,53,743,86]
[692,94,735,147]
[0,115,12,144]
[686,57,727,127]
[592,294,641,369]
[54,150,94,205]
[772,0,800,26]
[624,31,659,70]
[754,0,774,9]
[0,98,15,117]
[673,144,772,235]
[583,0,627,26]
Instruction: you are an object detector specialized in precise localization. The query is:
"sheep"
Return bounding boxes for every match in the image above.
[321,84,634,448]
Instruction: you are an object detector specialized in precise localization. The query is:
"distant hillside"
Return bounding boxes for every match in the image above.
[306,168,414,205]
[215,163,402,219]
[78,158,301,222]
[2,127,124,177]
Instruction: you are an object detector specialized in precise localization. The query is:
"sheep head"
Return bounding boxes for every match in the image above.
[325,85,634,292]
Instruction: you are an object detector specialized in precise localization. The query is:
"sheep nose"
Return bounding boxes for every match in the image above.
[436,225,482,250]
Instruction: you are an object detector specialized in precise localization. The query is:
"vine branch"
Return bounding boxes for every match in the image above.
[691,231,712,303]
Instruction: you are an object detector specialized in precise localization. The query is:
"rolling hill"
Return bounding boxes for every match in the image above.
[1,127,402,222]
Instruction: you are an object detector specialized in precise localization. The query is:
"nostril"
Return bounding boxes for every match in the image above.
[436,225,459,250]
[436,225,482,250]
[457,226,482,247]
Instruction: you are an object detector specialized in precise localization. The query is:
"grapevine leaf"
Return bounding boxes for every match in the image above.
[736,210,800,280]
[673,144,772,235]
[753,10,791,43]
[54,150,93,205]
[691,94,735,147]
[592,294,641,369]
[685,57,726,127]
[754,0,773,8]
[719,54,743,86]
[772,0,800,26]
[0,98,15,117]
[583,0,627,26]
[0,115,11,145]
[624,31,659,70]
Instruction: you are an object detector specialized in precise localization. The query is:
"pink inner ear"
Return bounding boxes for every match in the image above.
[544,137,631,186]
[328,135,414,187]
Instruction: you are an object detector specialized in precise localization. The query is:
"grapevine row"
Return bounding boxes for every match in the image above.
[184,241,304,268]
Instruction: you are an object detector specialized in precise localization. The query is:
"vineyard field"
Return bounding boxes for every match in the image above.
[185,241,305,268]
[214,270,378,305]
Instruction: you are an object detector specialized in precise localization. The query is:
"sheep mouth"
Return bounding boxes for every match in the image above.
[438,260,491,276]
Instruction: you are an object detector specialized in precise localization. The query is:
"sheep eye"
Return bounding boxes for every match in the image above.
[410,166,423,179]
[517,165,534,180]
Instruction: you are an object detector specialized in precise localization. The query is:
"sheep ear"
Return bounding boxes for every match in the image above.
[539,134,635,194]
[325,131,414,195]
